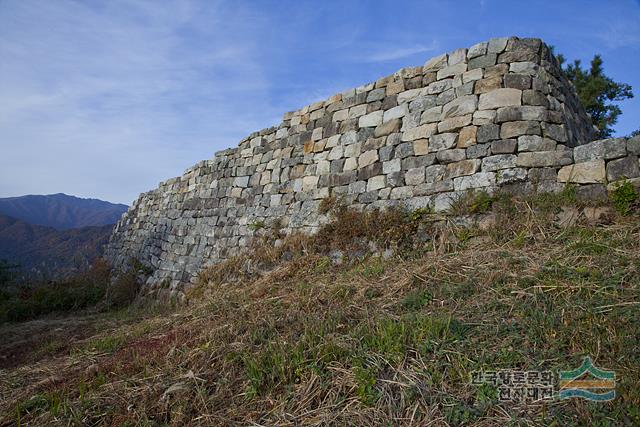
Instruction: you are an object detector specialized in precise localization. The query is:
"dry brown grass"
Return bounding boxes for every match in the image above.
[1,192,639,426]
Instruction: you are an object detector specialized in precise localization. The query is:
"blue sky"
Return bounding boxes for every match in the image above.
[1,0,639,204]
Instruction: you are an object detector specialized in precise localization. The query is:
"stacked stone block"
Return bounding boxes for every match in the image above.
[106,37,633,296]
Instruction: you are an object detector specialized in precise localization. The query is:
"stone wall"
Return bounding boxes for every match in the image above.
[106,36,637,296]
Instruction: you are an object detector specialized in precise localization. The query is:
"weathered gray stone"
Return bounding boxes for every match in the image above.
[426,79,453,95]
[516,151,573,167]
[467,42,488,59]
[454,172,496,190]
[573,138,627,163]
[478,88,522,110]
[463,68,484,83]
[495,106,547,123]
[415,180,454,196]
[367,88,386,102]
[504,73,531,90]
[472,110,496,125]
[438,115,472,133]
[437,63,467,80]
[528,167,557,182]
[491,139,517,154]
[474,76,502,94]
[359,111,384,127]
[448,48,467,65]
[468,54,497,70]
[430,133,458,151]
[405,167,426,185]
[467,143,491,159]
[390,186,414,199]
[477,124,500,143]
[402,154,436,170]
[509,61,539,75]
[442,95,478,118]
[383,158,401,174]
[393,142,414,159]
[409,95,437,112]
[628,136,640,155]
[482,154,517,171]
[383,104,409,122]
[425,164,447,183]
[523,90,549,107]
[374,118,401,137]
[606,156,640,182]
[436,88,456,105]
[487,37,509,53]
[397,88,425,104]
[423,53,448,72]
[500,121,541,139]
[518,135,556,152]
[541,123,567,143]
[437,149,466,164]
[402,111,421,131]
[366,175,386,192]
[421,106,443,123]
[496,168,528,184]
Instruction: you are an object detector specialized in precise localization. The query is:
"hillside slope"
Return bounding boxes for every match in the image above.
[0,191,638,426]
[0,214,113,279]
[0,194,127,230]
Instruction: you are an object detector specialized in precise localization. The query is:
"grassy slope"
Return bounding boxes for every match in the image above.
[0,191,639,426]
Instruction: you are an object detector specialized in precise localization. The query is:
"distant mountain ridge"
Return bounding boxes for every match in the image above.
[0,194,128,230]
[0,214,113,280]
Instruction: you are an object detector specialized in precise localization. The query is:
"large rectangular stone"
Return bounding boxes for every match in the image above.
[438,115,472,133]
[437,62,467,80]
[374,118,401,137]
[454,172,496,190]
[446,159,481,178]
[516,151,573,167]
[402,123,437,141]
[518,135,556,152]
[573,138,627,163]
[557,160,606,184]
[442,95,478,118]
[436,149,466,164]
[397,88,426,104]
[430,133,458,151]
[383,104,409,122]
[495,106,547,122]
[415,180,454,195]
[478,88,522,110]
[482,154,517,171]
[491,139,517,154]
[500,121,541,139]
[606,156,640,182]
[405,167,426,185]
[358,111,384,127]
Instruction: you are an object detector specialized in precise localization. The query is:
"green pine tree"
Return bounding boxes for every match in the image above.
[556,53,633,138]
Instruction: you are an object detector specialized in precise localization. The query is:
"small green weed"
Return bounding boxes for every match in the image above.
[611,181,638,215]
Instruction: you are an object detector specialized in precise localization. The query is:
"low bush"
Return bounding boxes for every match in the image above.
[0,259,139,323]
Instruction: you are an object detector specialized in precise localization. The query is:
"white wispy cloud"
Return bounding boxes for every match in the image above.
[0,0,281,204]
[363,41,439,62]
